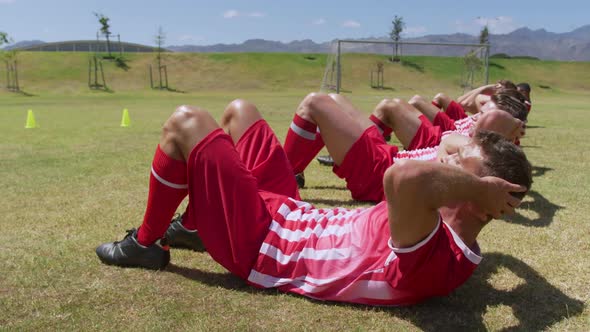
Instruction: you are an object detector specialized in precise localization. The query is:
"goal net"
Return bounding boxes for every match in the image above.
[320,39,489,96]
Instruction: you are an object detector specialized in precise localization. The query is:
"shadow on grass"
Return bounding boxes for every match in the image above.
[307,185,348,191]
[501,190,564,228]
[525,125,544,129]
[370,86,395,91]
[489,62,506,70]
[532,165,553,178]
[166,264,249,290]
[401,60,425,73]
[382,252,585,331]
[167,253,584,331]
[153,87,187,93]
[89,86,115,93]
[12,89,36,97]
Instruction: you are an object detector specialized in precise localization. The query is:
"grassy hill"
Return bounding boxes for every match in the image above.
[2,52,589,96]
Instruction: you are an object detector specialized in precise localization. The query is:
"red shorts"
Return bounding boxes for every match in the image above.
[185,120,298,279]
[407,115,442,150]
[445,101,468,121]
[333,126,398,202]
[432,112,457,132]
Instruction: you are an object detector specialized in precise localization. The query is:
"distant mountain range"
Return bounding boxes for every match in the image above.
[167,25,590,61]
[6,25,590,61]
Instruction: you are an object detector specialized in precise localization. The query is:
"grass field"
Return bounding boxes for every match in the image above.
[1,53,589,330]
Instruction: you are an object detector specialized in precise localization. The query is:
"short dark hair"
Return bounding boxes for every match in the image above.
[517,82,531,93]
[496,79,517,90]
[492,89,528,122]
[473,130,533,200]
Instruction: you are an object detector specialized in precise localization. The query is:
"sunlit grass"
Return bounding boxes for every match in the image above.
[0,69,589,329]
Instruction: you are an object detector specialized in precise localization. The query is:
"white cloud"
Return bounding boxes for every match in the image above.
[454,16,522,35]
[0,0,16,4]
[312,18,326,25]
[403,26,427,37]
[342,20,361,28]
[223,10,239,18]
[223,10,266,19]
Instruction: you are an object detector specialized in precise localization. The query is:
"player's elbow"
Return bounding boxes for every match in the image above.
[384,161,425,200]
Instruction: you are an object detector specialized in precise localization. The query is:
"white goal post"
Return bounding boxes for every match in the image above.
[323,39,491,94]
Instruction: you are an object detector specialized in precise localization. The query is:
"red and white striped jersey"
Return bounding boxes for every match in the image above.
[248,199,481,306]
[394,146,439,163]
[441,114,477,141]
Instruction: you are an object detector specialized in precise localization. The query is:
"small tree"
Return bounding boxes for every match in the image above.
[94,12,112,58]
[150,26,169,89]
[479,26,490,45]
[0,31,8,46]
[463,50,483,89]
[0,31,20,92]
[389,15,405,62]
[155,26,165,87]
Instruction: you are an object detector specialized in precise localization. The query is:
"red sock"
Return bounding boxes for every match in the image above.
[137,145,188,246]
[284,114,325,174]
[369,114,393,138]
[431,101,441,109]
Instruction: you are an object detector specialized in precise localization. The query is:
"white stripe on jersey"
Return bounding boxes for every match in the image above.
[268,218,352,243]
[248,269,343,289]
[442,115,476,140]
[393,146,438,163]
[290,122,316,140]
[258,242,352,265]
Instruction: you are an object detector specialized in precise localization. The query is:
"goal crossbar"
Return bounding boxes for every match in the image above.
[333,39,491,93]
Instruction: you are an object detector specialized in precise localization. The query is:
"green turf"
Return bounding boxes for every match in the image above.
[0,53,589,330]
[6,52,590,96]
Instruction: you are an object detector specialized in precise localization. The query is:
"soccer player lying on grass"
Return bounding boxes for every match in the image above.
[410,80,518,125]
[408,84,527,135]
[96,99,532,306]
[285,93,526,200]
[517,82,533,112]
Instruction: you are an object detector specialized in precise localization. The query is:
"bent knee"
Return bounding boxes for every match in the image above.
[433,93,448,102]
[408,95,424,105]
[165,105,214,135]
[224,98,257,114]
[376,98,402,111]
[297,92,330,117]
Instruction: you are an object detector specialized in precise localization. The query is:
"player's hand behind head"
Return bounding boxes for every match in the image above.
[474,176,527,221]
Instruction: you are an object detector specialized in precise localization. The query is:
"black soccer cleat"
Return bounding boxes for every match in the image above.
[96,228,170,270]
[316,155,335,166]
[295,172,305,189]
[165,214,206,252]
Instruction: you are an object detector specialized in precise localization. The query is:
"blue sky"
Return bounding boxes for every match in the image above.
[1,0,589,46]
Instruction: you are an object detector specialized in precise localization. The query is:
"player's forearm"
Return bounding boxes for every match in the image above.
[458,84,495,103]
[388,160,484,210]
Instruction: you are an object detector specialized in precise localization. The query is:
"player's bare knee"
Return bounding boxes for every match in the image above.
[372,98,390,120]
[167,105,197,130]
[408,95,423,106]
[222,99,260,124]
[170,105,214,135]
[433,93,447,103]
[298,92,328,120]
[224,98,257,115]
